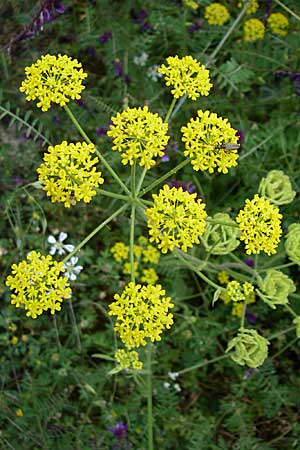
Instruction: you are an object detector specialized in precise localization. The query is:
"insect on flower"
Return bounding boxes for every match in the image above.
[215,142,241,152]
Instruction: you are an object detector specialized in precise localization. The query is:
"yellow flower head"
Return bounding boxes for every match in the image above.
[183,0,198,9]
[236,194,282,255]
[16,409,24,417]
[111,242,129,262]
[146,185,207,253]
[238,0,259,15]
[141,268,159,285]
[226,280,254,302]
[115,349,143,370]
[109,282,174,349]
[205,3,230,26]
[6,251,71,319]
[158,55,212,100]
[19,54,87,112]
[232,302,244,318]
[37,141,104,208]
[218,270,230,285]
[142,245,160,264]
[244,19,265,42]
[181,110,239,174]
[267,13,289,36]
[107,106,169,169]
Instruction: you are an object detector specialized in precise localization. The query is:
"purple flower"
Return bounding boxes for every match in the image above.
[108,422,128,440]
[243,368,256,379]
[187,20,202,33]
[161,148,170,162]
[131,8,151,31]
[244,258,254,268]
[53,0,65,14]
[124,74,131,86]
[236,130,245,146]
[114,59,123,78]
[98,31,112,43]
[167,180,196,194]
[246,311,258,325]
[96,126,109,136]
[75,98,84,107]
[87,46,96,58]
[11,176,23,185]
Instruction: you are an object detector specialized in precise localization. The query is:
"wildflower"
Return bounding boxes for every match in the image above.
[182,0,198,9]
[238,0,259,15]
[141,268,159,284]
[285,224,300,265]
[98,30,112,43]
[218,271,230,284]
[168,371,179,380]
[258,170,295,205]
[109,282,174,349]
[204,3,230,26]
[37,141,104,208]
[232,302,244,318]
[146,185,207,253]
[158,55,212,100]
[174,383,181,392]
[163,382,171,389]
[133,52,149,66]
[16,409,24,417]
[187,20,202,33]
[107,106,169,169]
[257,269,296,309]
[147,65,163,82]
[226,328,269,368]
[95,126,109,136]
[236,194,282,255]
[122,261,139,276]
[47,232,75,256]
[167,180,196,194]
[267,12,289,36]
[63,256,83,281]
[11,336,19,345]
[244,258,254,268]
[244,19,265,42]
[108,422,128,440]
[6,251,71,318]
[115,349,143,370]
[111,242,129,263]
[19,54,87,112]
[201,213,240,254]
[142,245,160,264]
[226,281,254,302]
[181,110,239,174]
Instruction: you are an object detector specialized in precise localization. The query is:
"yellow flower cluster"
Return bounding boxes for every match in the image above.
[158,55,212,100]
[37,141,104,208]
[19,54,87,112]
[219,276,256,318]
[111,237,160,282]
[238,0,259,15]
[218,270,230,285]
[204,3,230,26]
[115,349,143,370]
[244,19,265,42]
[236,194,282,255]
[109,282,174,349]
[6,251,71,319]
[181,110,239,174]
[107,106,169,169]
[227,281,254,302]
[267,13,289,36]
[146,185,207,253]
[182,0,198,9]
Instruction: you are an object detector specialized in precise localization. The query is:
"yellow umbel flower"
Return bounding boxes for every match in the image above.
[232,303,244,318]
[183,0,198,9]
[181,110,239,174]
[6,251,71,319]
[205,3,230,26]
[115,349,143,370]
[19,54,87,112]
[227,280,254,302]
[146,185,207,254]
[141,268,159,284]
[267,13,289,36]
[109,282,174,349]
[238,0,259,15]
[236,194,282,255]
[111,242,129,262]
[37,141,104,208]
[158,55,212,100]
[142,245,160,264]
[244,19,265,42]
[218,271,230,285]
[107,106,169,169]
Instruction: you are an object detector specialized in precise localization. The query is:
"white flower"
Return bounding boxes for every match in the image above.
[163,382,171,389]
[174,383,181,393]
[47,232,75,256]
[133,52,149,66]
[168,371,179,380]
[63,256,83,281]
[147,65,163,82]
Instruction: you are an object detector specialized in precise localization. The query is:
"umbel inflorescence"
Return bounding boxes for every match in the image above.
[19,54,87,112]
[5,251,71,319]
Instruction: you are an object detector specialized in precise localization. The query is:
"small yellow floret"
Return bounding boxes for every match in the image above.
[205,3,230,26]
[181,110,239,174]
[158,55,212,100]
[37,141,104,208]
[267,13,289,36]
[146,185,207,253]
[115,349,143,370]
[109,282,174,349]
[19,54,87,112]
[6,251,71,318]
[107,106,169,169]
[141,268,159,284]
[238,0,259,15]
[111,242,129,262]
[182,0,199,9]
[218,271,230,285]
[244,19,265,42]
[236,194,282,255]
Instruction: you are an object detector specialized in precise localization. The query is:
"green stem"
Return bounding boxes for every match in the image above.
[63,105,130,195]
[205,217,239,228]
[165,97,177,123]
[284,304,298,319]
[130,164,136,283]
[147,344,154,450]
[178,354,230,375]
[268,325,296,340]
[273,0,300,21]
[136,168,148,196]
[97,188,129,200]
[240,296,248,329]
[259,262,296,272]
[62,204,128,263]
[139,158,191,197]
